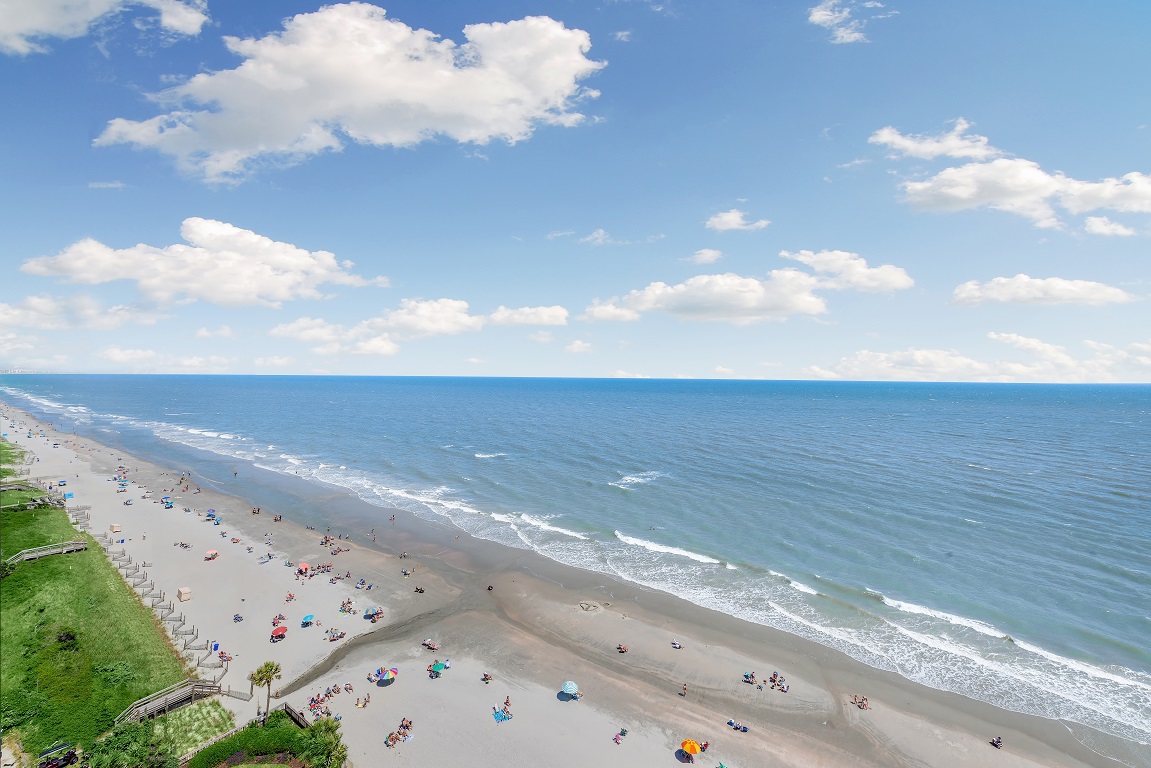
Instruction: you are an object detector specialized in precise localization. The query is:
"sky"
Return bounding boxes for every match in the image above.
[0,0,1148,381]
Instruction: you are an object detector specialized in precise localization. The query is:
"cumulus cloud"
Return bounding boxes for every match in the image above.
[705,209,770,232]
[953,274,1136,306]
[808,0,895,44]
[0,0,207,55]
[0,293,158,331]
[270,299,565,355]
[613,30,632,42]
[254,356,293,367]
[195,325,234,338]
[869,118,1000,160]
[99,346,157,363]
[779,249,913,291]
[1084,216,1136,236]
[809,332,1151,382]
[565,339,592,353]
[585,249,912,324]
[586,271,826,324]
[488,305,568,325]
[580,229,615,246]
[690,248,723,264]
[22,217,386,307]
[0,332,35,355]
[94,4,605,182]
[903,159,1151,229]
[713,365,735,376]
[879,121,1151,228]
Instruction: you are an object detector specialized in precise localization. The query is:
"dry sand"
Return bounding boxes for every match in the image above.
[3,404,1142,768]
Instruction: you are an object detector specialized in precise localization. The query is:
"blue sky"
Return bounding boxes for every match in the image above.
[1,0,1148,381]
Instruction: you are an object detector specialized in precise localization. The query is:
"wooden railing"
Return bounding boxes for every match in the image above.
[4,539,87,565]
[114,679,221,724]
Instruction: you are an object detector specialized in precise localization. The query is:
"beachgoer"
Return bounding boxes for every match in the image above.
[682,683,688,698]
[504,696,511,709]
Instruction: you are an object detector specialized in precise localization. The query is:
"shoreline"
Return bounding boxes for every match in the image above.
[3,401,1145,768]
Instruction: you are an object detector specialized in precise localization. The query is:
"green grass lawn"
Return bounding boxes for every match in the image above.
[0,505,79,561]
[0,439,24,480]
[0,505,186,754]
[155,699,236,758]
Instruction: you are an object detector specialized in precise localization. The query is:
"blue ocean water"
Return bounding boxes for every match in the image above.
[2,376,1149,751]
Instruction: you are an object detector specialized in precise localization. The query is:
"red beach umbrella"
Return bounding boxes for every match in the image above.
[271,626,288,638]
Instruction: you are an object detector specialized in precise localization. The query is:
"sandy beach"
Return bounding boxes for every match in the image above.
[3,403,1142,768]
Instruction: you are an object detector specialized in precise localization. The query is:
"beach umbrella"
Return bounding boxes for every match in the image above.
[298,562,310,571]
[681,740,701,755]
[561,681,578,695]
[302,614,314,625]
[431,663,446,673]
[382,668,398,680]
[271,627,287,638]
[208,508,216,513]
[206,549,218,557]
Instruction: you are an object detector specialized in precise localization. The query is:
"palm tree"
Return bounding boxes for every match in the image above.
[251,660,282,718]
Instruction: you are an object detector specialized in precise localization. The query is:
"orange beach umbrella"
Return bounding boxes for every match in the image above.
[681,739,701,755]
[298,562,309,571]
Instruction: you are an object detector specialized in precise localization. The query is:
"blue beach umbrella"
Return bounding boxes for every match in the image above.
[301,614,314,626]
[561,681,578,695]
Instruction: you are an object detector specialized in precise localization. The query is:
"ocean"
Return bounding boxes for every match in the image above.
[3,375,1149,757]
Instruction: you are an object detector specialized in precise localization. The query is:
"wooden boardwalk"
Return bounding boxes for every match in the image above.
[4,539,87,565]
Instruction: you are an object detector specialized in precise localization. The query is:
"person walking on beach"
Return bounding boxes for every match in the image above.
[682,683,688,698]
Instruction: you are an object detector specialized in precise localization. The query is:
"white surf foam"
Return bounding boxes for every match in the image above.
[614,531,720,564]
[882,597,1003,637]
[474,452,506,459]
[609,470,665,489]
[520,514,588,540]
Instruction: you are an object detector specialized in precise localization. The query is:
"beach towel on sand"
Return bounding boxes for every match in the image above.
[493,710,512,724]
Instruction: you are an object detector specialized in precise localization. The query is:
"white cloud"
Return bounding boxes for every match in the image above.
[171,354,232,372]
[254,356,293,367]
[580,228,615,246]
[270,297,562,355]
[0,293,158,331]
[0,332,35,355]
[488,305,569,325]
[195,325,234,338]
[88,181,126,189]
[587,271,826,324]
[952,274,1136,306]
[779,249,913,291]
[882,123,1151,228]
[1084,215,1136,236]
[586,249,911,324]
[94,5,605,182]
[565,339,592,353]
[705,209,770,232]
[808,0,895,44]
[465,357,486,365]
[0,0,207,55]
[613,30,632,42]
[612,370,649,378]
[546,230,575,240]
[375,298,484,337]
[713,365,735,376]
[99,346,156,363]
[869,118,1000,160]
[690,248,723,264]
[809,332,1150,382]
[22,217,386,307]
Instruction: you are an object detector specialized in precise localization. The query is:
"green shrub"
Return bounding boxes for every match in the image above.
[185,722,305,768]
